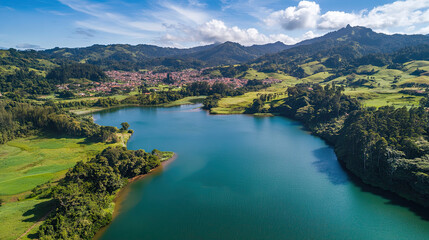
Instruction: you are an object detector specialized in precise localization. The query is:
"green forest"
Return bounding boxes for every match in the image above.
[0,100,123,145]
[236,83,429,207]
[37,146,171,240]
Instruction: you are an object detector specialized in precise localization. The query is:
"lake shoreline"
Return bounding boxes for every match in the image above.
[93,104,429,239]
[71,96,206,116]
[94,153,177,240]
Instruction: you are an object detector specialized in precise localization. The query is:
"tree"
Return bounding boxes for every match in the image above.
[120,122,130,131]
[246,98,264,114]
[58,90,75,99]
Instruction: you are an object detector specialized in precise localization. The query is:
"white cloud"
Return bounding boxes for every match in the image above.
[265,1,320,30]
[318,11,359,29]
[59,0,208,39]
[301,31,319,40]
[59,0,162,38]
[264,0,429,34]
[416,25,429,34]
[162,19,297,46]
[188,0,206,8]
[194,19,297,45]
[318,0,429,30]
[57,0,429,48]
[76,21,148,38]
[158,2,209,24]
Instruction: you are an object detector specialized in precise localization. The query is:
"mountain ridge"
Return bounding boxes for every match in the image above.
[251,25,429,69]
[3,25,429,72]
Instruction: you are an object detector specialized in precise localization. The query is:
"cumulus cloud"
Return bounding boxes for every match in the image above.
[264,0,429,34]
[301,31,319,40]
[416,25,429,34]
[57,0,429,48]
[265,1,320,30]
[163,19,297,46]
[318,0,429,30]
[318,11,359,29]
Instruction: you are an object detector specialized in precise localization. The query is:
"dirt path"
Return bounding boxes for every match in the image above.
[16,209,53,240]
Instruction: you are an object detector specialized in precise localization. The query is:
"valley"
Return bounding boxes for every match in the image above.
[1,24,429,239]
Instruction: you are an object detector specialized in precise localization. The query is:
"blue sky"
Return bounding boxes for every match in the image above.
[1,0,429,49]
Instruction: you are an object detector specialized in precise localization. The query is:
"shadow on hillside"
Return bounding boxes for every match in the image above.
[22,199,54,223]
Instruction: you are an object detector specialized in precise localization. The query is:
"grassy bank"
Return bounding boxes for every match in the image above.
[0,199,52,240]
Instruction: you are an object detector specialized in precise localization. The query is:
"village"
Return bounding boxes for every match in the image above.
[56,69,282,95]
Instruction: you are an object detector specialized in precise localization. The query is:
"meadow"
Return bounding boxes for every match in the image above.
[0,133,130,240]
[0,135,128,196]
[0,198,52,240]
[211,61,429,114]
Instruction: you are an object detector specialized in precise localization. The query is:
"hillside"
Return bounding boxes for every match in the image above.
[252,25,429,69]
[297,25,429,52]
[40,41,289,70]
[183,41,290,66]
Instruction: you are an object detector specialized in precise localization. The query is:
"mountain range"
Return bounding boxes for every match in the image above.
[253,25,429,66]
[40,40,291,69]
[2,25,429,72]
[40,25,429,70]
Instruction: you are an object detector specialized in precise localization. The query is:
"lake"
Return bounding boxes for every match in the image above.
[94,104,429,240]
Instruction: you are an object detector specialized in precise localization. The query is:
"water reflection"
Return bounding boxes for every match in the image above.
[312,147,349,185]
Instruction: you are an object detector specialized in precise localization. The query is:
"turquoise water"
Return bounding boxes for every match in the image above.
[94,104,429,240]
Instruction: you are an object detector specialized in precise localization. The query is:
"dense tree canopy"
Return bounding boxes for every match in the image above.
[38,146,165,240]
[0,100,119,144]
[46,63,107,84]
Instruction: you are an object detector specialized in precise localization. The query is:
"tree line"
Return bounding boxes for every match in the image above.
[37,146,169,239]
[0,100,121,144]
[242,83,429,207]
[46,63,107,84]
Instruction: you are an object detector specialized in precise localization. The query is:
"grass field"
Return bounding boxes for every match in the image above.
[0,134,129,196]
[211,80,294,114]
[0,133,130,239]
[212,61,429,114]
[0,198,52,240]
[243,68,297,81]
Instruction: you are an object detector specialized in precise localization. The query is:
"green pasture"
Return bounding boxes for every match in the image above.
[212,61,429,114]
[211,81,291,114]
[0,198,53,240]
[0,134,128,196]
[243,68,297,81]
[300,61,326,75]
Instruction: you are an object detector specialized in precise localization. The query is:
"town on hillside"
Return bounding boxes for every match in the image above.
[56,69,282,96]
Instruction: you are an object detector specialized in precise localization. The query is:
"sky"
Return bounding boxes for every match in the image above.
[1,0,429,49]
